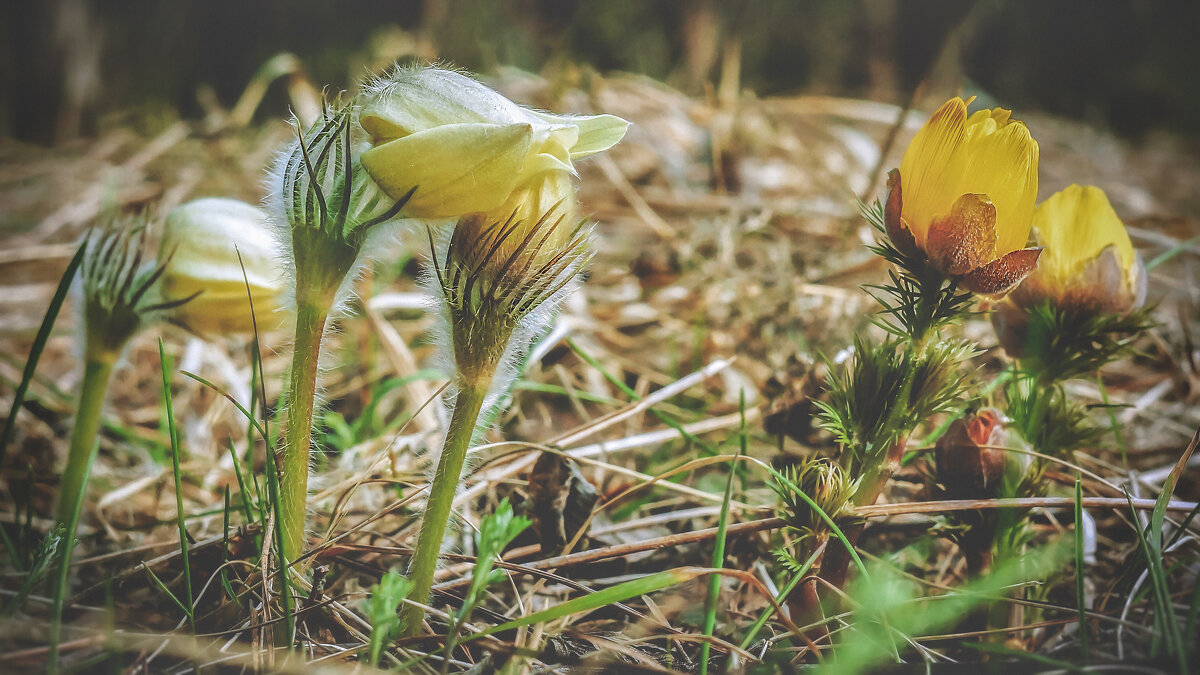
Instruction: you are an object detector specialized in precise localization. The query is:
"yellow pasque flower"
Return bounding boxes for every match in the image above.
[359,66,628,220]
[1011,184,1146,313]
[157,198,285,334]
[885,97,1042,295]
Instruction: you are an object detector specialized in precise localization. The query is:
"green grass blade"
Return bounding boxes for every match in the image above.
[1145,234,1200,271]
[1096,375,1127,464]
[738,547,821,650]
[181,370,268,440]
[228,440,257,525]
[1125,492,1185,668]
[0,241,86,469]
[142,563,191,618]
[700,394,745,674]
[512,380,621,405]
[159,340,194,629]
[963,642,1088,673]
[473,567,707,639]
[220,486,239,604]
[400,567,713,670]
[1074,479,1089,661]
[1187,556,1200,652]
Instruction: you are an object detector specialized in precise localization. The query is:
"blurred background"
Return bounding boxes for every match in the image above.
[3,0,1199,146]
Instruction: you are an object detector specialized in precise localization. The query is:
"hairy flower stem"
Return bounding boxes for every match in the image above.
[402,377,492,636]
[279,297,330,564]
[49,354,115,672]
[56,357,115,525]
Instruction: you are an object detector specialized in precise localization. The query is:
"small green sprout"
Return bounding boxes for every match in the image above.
[363,571,414,667]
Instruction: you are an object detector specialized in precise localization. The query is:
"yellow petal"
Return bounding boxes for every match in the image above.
[158,198,284,334]
[955,114,1039,255]
[164,279,282,334]
[1031,184,1135,288]
[361,122,533,219]
[531,111,631,159]
[899,98,968,246]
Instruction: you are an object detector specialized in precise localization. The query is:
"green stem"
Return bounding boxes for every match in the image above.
[279,299,329,564]
[402,380,491,637]
[56,358,114,524]
[50,356,115,672]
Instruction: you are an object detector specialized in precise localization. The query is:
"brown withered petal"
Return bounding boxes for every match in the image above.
[926,193,998,276]
[961,247,1043,296]
[884,169,918,256]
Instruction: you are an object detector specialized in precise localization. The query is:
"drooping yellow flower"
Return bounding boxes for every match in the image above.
[1011,184,1145,313]
[157,198,285,334]
[885,97,1042,295]
[358,66,628,221]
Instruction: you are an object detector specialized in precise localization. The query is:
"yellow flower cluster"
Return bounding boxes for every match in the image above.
[891,97,1144,313]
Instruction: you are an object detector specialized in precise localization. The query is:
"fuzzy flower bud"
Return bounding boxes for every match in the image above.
[276,102,412,241]
[430,210,591,387]
[773,457,857,539]
[155,198,285,335]
[270,100,416,306]
[80,215,195,362]
[359,66,628,220]
[885,97,1042,296]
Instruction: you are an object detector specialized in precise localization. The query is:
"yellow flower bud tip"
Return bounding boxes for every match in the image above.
[80,214,196,361]
[1012,184,1145,313]
[156,198,286,335]
[888,97,1042,296]
[275,100,417,240]
[359,65,628,219]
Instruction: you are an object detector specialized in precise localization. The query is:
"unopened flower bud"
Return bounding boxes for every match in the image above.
[934,408,1012,500]
[774,457,856,538]
[432,209,591,385]
[79,215,195,362]
[156,198,285,335]
[276,102,410,241]
[269,100,416,307]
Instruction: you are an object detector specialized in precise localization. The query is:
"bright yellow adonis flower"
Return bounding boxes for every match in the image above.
[157,198,285,334]
[1011,184,1146,313]
[358,66,628,221]
[885,97,1042,295]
